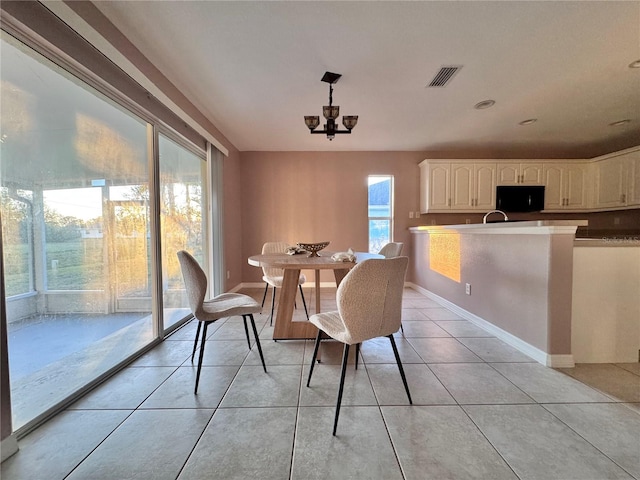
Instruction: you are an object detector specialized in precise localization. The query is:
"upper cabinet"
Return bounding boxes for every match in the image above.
[543,163,590,211]
[450,163,497,210]
[497,163,544,185]
[593,149,640,210]
[420,161,495,212]
[420,161,450,211]
[420,149,639,214]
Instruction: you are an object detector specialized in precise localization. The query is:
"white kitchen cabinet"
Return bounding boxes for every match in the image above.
[420,160,495,212]
[419,161,450,212]
[594,149,640,209]
[543,163,589,211]
[450,163,496,210]
[497,163,543,185]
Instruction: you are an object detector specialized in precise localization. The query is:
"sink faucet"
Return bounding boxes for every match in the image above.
[483,210,509,224]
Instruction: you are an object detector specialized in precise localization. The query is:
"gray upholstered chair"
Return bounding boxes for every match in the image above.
[260,241,309,325]
[177,250,266,393]
[306,256,412,435]
[378,242,404,258]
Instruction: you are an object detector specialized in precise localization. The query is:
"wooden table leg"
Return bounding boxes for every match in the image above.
[315,269,321,314]
[272,268,317,340]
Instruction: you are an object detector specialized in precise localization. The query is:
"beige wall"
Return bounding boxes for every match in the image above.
[239,151,425,284]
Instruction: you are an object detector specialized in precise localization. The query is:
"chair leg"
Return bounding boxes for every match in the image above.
[191,320,202,363]
[270,286,276,326]
[299,285,309,320]
[260,282,269,307]
[248,314,267,373]
[333,343,350,436]
[400,323,404,335]
[242,316,251,350]
[194,322,209,394]
[388,334,412,404]
[306,329,323,387]
[355,343,360,370]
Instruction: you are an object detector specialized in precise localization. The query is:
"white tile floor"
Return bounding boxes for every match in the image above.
[2,287,639,480]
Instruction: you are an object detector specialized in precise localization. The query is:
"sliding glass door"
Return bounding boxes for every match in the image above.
[158,133,207,331]
[0,31,208,431]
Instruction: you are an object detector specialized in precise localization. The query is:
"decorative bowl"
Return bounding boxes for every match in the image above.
[297,241,330,257]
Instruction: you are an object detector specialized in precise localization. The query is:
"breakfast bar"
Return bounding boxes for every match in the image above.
[410,220,588,367]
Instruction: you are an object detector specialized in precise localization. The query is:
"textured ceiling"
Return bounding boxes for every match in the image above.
[85,1,640,157]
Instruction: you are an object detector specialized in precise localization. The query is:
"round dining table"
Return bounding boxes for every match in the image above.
[248,251,382,339]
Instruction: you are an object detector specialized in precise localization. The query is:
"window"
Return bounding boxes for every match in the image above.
[368,175,394,253]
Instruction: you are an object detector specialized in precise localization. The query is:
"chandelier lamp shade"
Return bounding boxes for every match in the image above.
[304,72,358,140]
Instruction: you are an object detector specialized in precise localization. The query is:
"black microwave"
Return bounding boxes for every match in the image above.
[496,185,545,212]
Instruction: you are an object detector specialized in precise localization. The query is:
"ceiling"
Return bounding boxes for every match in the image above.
[86,1,640,157]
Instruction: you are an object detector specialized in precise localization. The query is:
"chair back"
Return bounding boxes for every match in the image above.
[336,256,408,344]
[261,241,289,278]
[177,250,208,318]
[378,242,404,258]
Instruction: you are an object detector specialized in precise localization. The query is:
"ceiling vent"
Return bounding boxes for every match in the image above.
[427,65,462,87]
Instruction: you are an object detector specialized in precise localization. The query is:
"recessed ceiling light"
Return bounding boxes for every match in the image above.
[474,100,495,110]
[609,119,631,126]
[629,60,640,68]
[519,118,537,125]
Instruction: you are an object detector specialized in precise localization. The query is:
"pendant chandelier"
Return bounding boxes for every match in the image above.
[304,72,358,140]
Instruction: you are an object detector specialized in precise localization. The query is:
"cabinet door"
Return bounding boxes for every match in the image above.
[595,158,626,208]
[428,163,451,210]
[475,164,497,209]
[543,165,564,209]
[627,156,640,206]
[497,164,520,185]
[520,163,543,184]
[450,164,474,209]
[564,164,588,208]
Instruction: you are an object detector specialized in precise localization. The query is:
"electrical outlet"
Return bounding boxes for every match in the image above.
[415,211,420,218]
[409,211,414,219]
[614,217,620,225]
[465,218,471,224]
[465,283,471,295]
[226,270,230,280]
[431,219,436,225]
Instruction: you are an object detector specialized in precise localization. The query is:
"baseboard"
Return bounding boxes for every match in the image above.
[1,434,19,462]
[406,283,574,367]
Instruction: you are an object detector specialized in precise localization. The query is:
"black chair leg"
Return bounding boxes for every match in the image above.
[270,286,276,326]
[260,282,269,307]
[306,329,323,387]
[333,343,350,436]
[299,285,309,320]
[355,343,360,370]
[400,323,404,335]
[194,322,209,394]
[191,320,202,362]
[242,316,251,349]
[248,314,267,373]
[388,334,412,404]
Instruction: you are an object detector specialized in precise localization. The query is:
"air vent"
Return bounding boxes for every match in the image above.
[427,65,462,87]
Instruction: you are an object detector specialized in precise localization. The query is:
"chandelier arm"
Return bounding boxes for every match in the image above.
[310,130,352,135]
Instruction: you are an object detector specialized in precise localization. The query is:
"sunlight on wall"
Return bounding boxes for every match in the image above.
[429,232,461,282]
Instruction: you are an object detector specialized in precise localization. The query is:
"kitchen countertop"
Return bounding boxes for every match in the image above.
[410,220,588,235]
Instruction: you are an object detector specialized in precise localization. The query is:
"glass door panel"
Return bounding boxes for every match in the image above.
[158,133,207,331]
[1,34,154,430]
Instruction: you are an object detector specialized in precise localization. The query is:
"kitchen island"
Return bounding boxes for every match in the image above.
[409,220,588,367]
